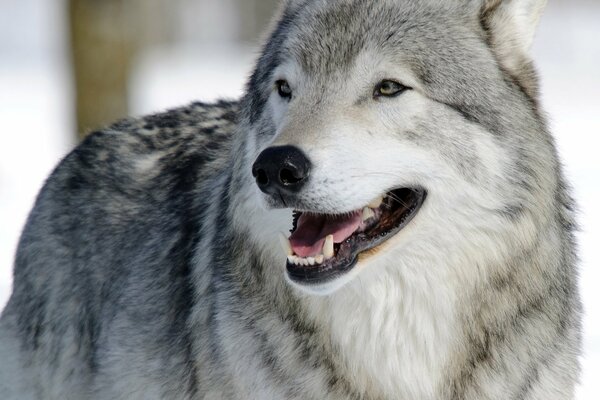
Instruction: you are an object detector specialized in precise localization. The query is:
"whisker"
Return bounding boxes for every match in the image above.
[385,191,411,209]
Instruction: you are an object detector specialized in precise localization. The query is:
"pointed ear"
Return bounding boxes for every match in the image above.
[480,0,547,98]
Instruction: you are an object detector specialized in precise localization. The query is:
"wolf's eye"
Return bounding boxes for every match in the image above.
[275,80,292,100]
[373,80,410,98]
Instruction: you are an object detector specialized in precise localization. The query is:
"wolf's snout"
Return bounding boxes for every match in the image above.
[252,145,311,195]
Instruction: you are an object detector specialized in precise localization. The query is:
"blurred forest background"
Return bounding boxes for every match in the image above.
[0,0,599,398]
[69,0,277,138]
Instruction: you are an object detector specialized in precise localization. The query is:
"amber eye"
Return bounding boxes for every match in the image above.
[373,80,410,98]
[275,80,292,100]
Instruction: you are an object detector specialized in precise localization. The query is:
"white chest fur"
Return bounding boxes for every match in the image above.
[305,258,460,400]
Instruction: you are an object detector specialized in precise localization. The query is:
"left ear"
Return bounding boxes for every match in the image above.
[480,0,547,98]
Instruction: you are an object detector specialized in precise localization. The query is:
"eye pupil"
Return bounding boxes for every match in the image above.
[382,82,393,92]
[374,80,409,98]
[276,80,292,99]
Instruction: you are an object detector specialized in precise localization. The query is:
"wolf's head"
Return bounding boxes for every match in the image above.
[233,0,556,295]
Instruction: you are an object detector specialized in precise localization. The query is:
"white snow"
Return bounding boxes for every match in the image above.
[0,0,74,309]
[129,44,257,116]
[0,0,598,397]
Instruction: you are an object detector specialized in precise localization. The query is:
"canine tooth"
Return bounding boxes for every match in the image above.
[368,196,384,209]
[315,255,324,264]
[307,257,315,266]
[362,207,375,221]
[323,235,334,259]
[279,232,293,256]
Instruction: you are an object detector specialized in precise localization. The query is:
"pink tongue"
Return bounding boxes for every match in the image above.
[289,211,363,257]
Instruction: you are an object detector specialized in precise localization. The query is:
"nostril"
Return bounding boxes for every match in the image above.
[255,169,269,186]
[279,168,303,185]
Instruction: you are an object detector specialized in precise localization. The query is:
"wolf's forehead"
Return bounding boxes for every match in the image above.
[282,0,469,76]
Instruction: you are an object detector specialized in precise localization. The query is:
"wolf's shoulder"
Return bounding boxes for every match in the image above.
[15,98,239,258]
[31,99,240,230]
[12,99,239,302]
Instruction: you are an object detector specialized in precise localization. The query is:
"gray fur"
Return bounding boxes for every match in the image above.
[0,0,580,399]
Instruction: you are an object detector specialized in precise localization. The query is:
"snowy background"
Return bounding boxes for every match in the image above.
[0,0,598,397]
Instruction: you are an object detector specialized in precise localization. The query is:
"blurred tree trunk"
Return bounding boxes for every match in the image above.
[237,0,279,42]
[69,0,136,140]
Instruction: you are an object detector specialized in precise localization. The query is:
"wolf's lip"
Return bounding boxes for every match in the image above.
[284,188,427,285]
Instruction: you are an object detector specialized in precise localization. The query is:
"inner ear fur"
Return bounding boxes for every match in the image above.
[479,0,547,100]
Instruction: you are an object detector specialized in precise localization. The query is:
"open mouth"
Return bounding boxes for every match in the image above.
[280,188,427,284]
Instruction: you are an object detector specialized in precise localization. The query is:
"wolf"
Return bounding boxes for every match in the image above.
[0,0,581,398]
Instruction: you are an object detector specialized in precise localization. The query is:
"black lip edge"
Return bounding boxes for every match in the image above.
[287,256,358,284]
[286,188,427,286]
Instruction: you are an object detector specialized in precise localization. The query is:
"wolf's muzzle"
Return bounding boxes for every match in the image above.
[252,145,311,196]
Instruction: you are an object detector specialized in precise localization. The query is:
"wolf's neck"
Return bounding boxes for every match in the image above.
[302,263,460,399]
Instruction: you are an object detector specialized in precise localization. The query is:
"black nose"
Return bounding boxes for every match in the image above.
[252,145,311,195]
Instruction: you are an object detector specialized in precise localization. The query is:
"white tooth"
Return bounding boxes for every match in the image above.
[362,207,375,221]
[315,255,324,264]
[287,255,294,263]
[302,258,309,266]
[279,232,293,256]
[307,257,315,266]
[323,235,334,259]
[368,196,384,209]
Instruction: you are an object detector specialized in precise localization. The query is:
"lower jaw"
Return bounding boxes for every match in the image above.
[286,188,426,286]
[287,255,358,285]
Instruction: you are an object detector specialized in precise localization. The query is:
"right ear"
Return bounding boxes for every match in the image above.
[479,0,547,98]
